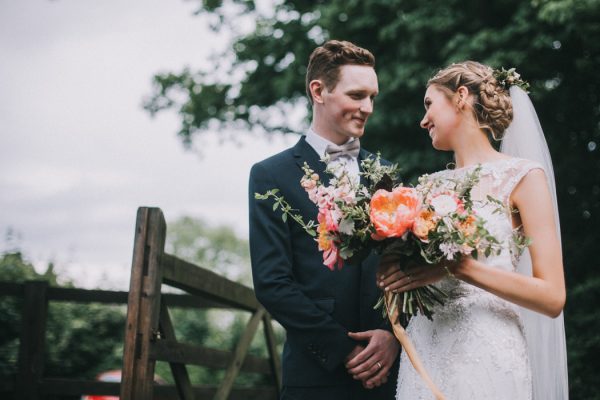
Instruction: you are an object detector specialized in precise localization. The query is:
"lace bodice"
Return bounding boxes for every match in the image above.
[425,157,544,297]
[397,157,543,400]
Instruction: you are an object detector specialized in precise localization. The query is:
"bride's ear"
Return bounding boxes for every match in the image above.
[455,86,470,109]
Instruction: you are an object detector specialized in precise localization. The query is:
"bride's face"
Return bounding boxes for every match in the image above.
[420,85,461,151]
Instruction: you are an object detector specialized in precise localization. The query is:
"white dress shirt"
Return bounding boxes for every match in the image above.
[304,127,360,183]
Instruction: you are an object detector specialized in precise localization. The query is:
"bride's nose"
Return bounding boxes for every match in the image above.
[420,114,430,129]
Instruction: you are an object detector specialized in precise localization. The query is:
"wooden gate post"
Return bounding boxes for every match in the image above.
[121,207,167,399]
[16,280,49,400]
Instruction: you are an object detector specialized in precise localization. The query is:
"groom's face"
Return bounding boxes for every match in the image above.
[320,64,378,142]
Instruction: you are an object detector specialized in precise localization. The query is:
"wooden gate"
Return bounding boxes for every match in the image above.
[120,207,282,400]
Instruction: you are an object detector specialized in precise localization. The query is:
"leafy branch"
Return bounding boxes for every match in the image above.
[254,189,317,236]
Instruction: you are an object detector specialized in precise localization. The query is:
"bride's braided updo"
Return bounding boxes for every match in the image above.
[428,61,513,140]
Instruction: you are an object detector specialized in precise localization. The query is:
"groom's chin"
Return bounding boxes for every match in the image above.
[348,128,366,139]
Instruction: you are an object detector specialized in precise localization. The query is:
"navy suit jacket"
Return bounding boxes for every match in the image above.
[249,136,398,394]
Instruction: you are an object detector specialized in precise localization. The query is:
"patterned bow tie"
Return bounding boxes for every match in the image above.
[325,139,360,161]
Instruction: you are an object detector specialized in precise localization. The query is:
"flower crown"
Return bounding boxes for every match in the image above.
[493,67,530,92]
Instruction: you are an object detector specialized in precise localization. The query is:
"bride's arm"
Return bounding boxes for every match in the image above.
[377,169,566,318]
[454,168,566,317]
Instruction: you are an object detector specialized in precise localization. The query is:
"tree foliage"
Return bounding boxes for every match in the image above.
[145,1,600,397]
[0,253,124,384]
[166,216,252,285]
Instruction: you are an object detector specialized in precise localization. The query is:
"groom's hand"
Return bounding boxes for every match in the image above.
[345,329,399,388]
[345,344,365,363]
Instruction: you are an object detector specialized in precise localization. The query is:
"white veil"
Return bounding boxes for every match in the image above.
[500,86,569,400]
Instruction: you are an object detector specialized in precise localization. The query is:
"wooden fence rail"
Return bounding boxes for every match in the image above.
[0,206,281,399]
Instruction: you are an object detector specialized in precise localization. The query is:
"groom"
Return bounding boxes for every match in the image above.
[249,40,400,399]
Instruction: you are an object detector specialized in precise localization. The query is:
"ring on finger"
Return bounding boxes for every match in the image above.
[406,275,412,283]
[376,361,383,370]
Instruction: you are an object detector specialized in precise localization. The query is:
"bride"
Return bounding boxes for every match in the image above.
[378,61,568,399]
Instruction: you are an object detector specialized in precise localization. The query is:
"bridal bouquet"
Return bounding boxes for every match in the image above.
[372,167,506,324]
[256,156,507,322]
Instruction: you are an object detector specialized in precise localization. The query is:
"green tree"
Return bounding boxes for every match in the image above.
[145,1,600,397]
[166,216,252,285]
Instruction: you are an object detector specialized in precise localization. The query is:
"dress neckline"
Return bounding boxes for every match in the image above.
[448,157,515,172]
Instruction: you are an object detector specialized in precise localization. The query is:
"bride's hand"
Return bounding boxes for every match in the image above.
[378,259,461,293]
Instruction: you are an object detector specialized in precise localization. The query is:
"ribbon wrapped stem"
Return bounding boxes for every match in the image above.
[384,291,446,400]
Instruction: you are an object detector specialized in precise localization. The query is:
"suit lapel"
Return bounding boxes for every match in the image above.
[358,148,375,187]
[293,136,332,182]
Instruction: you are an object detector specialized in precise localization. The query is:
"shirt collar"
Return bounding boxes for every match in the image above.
[305,127,357,158]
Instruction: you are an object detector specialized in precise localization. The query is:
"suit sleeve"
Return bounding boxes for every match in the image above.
[249,162,356,371]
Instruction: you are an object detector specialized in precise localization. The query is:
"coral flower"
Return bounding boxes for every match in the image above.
[317,218,342,270]
[370,187,421,240]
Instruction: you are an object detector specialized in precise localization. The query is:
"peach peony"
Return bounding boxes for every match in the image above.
[456,215,477,237]
[370,187,422,240]
[412,209,437,241]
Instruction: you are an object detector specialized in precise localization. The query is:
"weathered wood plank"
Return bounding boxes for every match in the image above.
[47,286,228,308]
[16,280,48,400]
[121,207,151,399]
[47,287,129,303]
[121,207,167,399]
[162,254,261,312]
[0,281,24,296]
[150,340,272,374]
[2,282,230,309]
[159,302,195,400]
[162,293,230,309]
[214,308,266,400]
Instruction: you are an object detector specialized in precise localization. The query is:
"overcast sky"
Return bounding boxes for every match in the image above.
[0,0,298,289]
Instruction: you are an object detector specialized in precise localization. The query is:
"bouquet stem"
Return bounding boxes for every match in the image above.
[384,291,446,400]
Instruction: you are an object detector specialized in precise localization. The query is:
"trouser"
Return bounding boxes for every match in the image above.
[281,379,396,400]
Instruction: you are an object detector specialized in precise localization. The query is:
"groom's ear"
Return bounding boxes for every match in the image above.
[309,79,326,104]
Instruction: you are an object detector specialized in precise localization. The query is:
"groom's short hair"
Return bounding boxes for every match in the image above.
[305,40,375,104]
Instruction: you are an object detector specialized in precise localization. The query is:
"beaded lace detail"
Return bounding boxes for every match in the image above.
[396,157,543,400]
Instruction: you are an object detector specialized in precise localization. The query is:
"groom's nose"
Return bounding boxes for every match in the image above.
[359,98,373,114]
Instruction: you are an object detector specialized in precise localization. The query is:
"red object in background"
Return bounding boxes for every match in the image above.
[81,370,165,400]
[81,370,121,400]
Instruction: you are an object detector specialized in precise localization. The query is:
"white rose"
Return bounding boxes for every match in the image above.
[430,194,458,217]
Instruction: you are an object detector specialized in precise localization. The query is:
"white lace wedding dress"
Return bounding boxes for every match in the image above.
[396,157,542,400]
